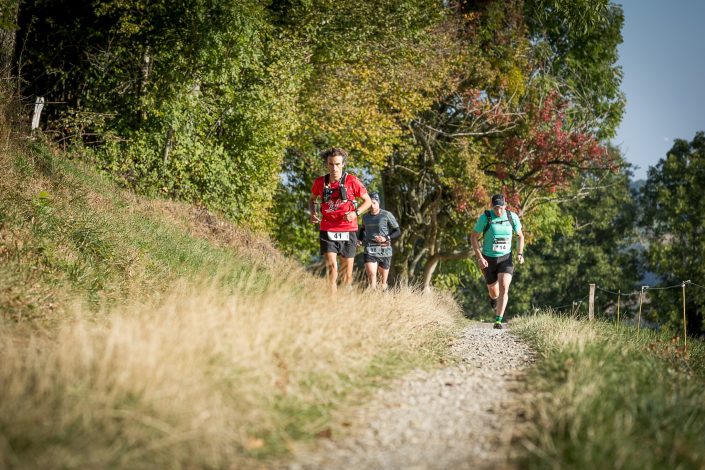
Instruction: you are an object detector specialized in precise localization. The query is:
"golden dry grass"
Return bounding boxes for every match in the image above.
[0,271,460,469]
[0,123,463,468]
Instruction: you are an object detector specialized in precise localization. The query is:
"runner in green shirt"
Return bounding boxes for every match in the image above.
[470,194,525,329]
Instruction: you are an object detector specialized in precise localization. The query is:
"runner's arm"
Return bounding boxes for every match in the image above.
[309,193,320,224]
[516,229,525,257]
[470,230,482,259]
[356,192,372,216]
[387,225,401,241]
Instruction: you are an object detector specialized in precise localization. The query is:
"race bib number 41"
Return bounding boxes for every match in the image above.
[328,231,350,241]
[492,237,509,252]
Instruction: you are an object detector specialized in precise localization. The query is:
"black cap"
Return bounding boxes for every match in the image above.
[370,192,380,202]
[491,194,505,207]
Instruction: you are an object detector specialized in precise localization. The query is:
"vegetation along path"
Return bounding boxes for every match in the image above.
[288,323,535,470]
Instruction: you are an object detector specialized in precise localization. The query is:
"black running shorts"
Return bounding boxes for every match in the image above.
[363,254,391,269]
[319,230,358,258]
[482,253,514,285]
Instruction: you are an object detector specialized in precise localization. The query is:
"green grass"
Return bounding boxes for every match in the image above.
[512,313,705,469]
[0,140,263,320]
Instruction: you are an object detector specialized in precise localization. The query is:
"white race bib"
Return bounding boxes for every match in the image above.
[492,237,510,252]
[328,231,350,241]
[366,246,384,255]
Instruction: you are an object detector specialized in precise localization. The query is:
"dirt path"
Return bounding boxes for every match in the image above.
[287,323,535,470]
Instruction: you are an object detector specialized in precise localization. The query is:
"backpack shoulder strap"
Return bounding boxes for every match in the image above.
[482,210,492,236]
[340,172,351,201]
[506,209,517,234]
[324,174,329,186]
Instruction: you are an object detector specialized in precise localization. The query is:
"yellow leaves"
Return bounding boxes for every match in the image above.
[297,24,464,168]
[505,65,526,104]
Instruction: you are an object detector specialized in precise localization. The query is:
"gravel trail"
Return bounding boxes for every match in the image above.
[288,323,535,470]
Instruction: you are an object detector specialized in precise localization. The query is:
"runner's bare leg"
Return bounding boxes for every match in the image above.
[324,252,339,293]
[379,266,390,291]
[496,273,513,318]
[339,256,355,289]
[365,262,378,289]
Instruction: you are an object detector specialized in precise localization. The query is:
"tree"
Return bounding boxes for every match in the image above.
[641,132,705,333]
[510,155,640,317]
[383,0,623,290]
[15,0,307,228]
[271,0,464,252]
[0,0,18,79]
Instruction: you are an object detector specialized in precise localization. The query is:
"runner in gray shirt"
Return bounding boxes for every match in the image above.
[357,192,401,290]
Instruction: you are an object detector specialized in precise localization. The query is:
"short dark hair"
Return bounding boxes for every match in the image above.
[320,147,348,162]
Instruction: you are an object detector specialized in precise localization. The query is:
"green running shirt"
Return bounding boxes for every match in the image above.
[473,210,522,257]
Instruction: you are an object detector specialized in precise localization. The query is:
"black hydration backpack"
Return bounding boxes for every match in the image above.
[323,172,352,202]
[482,209,517,237]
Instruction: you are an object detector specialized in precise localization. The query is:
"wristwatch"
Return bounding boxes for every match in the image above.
[355,208,360,216]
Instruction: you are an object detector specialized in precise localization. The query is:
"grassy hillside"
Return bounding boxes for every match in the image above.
[512,313,705,469]
[0,139,462,469]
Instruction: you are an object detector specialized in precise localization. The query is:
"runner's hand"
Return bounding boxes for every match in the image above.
[310,212,321,224]
[477,257,488,269]
[373,235,386,243]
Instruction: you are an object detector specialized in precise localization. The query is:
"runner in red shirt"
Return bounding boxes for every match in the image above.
[309,147,372,293]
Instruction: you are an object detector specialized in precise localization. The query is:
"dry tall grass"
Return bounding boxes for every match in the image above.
[0,271,459,469]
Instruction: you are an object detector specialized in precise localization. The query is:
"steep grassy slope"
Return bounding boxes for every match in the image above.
[0,140,462,469]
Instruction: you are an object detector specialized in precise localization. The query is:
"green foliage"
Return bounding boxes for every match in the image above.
[511,161,640,316]
[525,0,625,139]
[641,131,705,333]
[17,0,307,228]
[13,0,629,295]
[272,150,321,263]
[287,0,461,167]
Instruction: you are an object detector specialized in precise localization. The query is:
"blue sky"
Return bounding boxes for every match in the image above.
[613,1,705,180]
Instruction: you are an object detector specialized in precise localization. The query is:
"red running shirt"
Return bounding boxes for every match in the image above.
[311,173,367,232]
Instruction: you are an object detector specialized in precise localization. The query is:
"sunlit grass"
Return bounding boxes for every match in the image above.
[512,312,705,469]
[0,140,462,468]
[0,276,458,469]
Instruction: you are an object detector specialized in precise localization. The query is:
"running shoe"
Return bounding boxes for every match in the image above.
[489,296,497,309]
[493,321,503,330]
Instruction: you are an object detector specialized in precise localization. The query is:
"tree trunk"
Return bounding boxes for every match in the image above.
[421,249,473,291]
[0,1,19,79]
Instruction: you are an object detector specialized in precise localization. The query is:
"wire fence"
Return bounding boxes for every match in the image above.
[533,279,704,354]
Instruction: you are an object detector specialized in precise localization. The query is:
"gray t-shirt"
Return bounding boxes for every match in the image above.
[361,209,399,257]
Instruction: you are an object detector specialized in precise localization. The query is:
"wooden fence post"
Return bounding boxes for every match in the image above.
[31,96,44,131]
[588,283,595,320]
[637,287,645,337]
[682,281,688,354]
[616,289,621,326]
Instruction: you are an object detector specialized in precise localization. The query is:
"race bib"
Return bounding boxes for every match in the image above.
[328,231,350,241]
[366,245,384,255]
[492,237,510,252]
